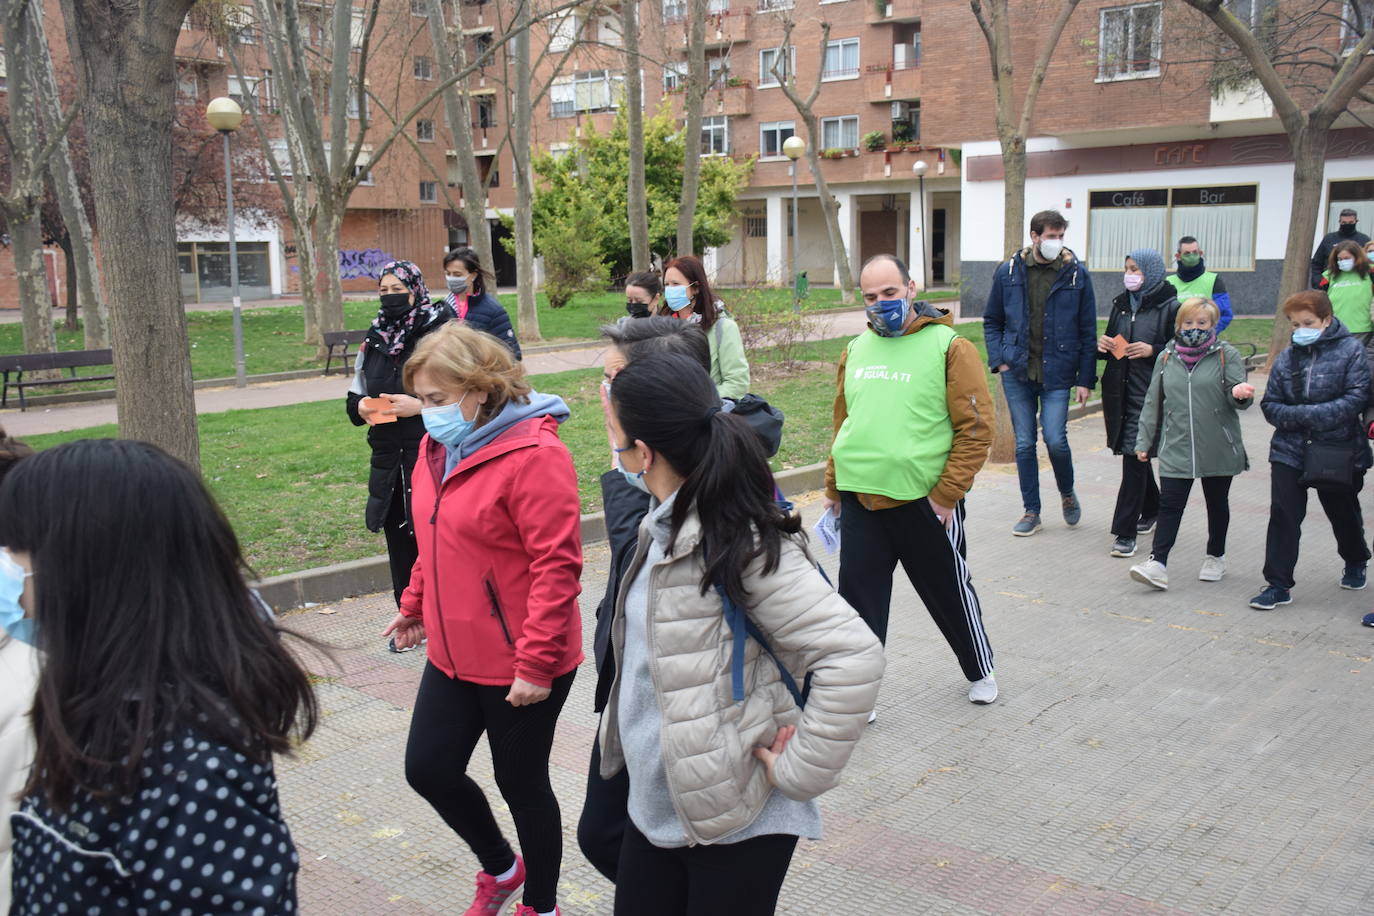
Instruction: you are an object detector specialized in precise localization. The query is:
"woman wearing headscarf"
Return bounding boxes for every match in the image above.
[1097,247,1181,559]
[346,260,457,615]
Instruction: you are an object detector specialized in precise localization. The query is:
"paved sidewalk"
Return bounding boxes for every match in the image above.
[275,396,1374,914]
[0,312,865,437]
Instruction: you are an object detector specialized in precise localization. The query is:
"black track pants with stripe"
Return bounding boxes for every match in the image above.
[836,491,994,682]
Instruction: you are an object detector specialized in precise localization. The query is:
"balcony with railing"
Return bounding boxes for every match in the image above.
[864,55,920,101]
[867,0,920,24]
[664,78,754,118]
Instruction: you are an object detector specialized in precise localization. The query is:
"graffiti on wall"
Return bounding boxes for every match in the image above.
[339,248,397,280]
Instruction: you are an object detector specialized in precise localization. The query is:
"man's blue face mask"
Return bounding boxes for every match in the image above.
[865,298,909,337]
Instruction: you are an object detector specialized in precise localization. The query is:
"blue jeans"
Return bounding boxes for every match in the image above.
[1000,374,1074,515]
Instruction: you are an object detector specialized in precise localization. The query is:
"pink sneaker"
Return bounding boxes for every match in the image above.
[464,856,525,915]
[511,907,560,916]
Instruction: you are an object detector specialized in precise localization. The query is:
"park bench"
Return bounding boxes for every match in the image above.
[0,348,114,411]
[323,329,368,377]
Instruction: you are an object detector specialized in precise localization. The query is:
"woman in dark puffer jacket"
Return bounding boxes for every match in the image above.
[1249,290,1372,611]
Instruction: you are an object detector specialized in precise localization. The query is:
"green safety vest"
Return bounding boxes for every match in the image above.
[1166,271,1219,302]
[832,324,956,501]
[1324,269,1374,333]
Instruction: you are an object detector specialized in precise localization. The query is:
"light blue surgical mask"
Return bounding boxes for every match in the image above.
[664,285,692,313]
[1292,327,1323,346]
[613,444,651,494]
[866,298,909,337]
[0,547,34,646]
[421,393,476,448]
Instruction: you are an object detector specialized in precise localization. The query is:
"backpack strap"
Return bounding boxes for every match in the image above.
[715,584,805,707]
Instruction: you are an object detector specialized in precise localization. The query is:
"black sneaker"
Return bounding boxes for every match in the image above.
[1110,537,1137,558]
[1248,585,1292,610]
[1136,517,1156,535]
[1341,565,1367,590]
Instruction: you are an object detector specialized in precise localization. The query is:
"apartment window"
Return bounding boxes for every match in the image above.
[821,115,859,151]
[663,62,688,92]
[709,0,729,10]
[758,47,795,87]
[260,69,275,112]
[353,157,374,187]
[473,32,494,64]
[701,116,728,155]
[475,96,496,127]
[347,85,369,120]
[1327,179,1374,236]
[759,120,795,158]
[822,38,860,80]
[350,11,367,50]
[744,215,768,237]
[226,76,259,109]
[1098,3,1162,81]
[891,99,919,141]
[1088,185,1257,271]
[598,14,621,46]
[269,139,293,180]
[550,70,623,117]
[414,56,434,80]
[758,0,793,11]
[420,181,439,203]
[707,54,731,88]
[1343,1,1374,53]
[176,68,200,102]
[893,24,920,69]
[549,12,578,51]
[1226,0,1276,30]
[0,50,6,92]
[411,0,428,15]
[663,0,687,22]
[417,118,435,141]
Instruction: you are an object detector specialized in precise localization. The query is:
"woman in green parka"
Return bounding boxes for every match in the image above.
[1128,297,1255,590]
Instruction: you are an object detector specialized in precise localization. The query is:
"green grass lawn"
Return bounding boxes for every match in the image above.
[14,315,1280,576]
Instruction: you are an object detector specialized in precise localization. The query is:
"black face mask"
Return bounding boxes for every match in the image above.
[625,300,651,319]
[380,292,413,319]
[1340,223,1357,237]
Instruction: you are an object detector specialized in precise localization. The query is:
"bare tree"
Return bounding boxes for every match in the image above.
[1179,0,1374,361]
[969,0,1082,260]
[774,17,854,304]
[622,0,650,272]
[510,0,539,341]
[30,1,106,348]
[675,0,708,256]
[58,0,201,465]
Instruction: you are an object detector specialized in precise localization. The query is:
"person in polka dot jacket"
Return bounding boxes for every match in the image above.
[0,439,319,915]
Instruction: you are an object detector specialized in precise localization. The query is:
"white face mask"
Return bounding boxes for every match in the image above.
[1037,238,1063,261]
[1338,258,1355,272]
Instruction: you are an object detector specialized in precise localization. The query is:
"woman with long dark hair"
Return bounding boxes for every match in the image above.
[2,439,318,912]
[441,246,522,357]
[347,259,456,617]
[660,255,751,399]
[601,352,883,914]
[382,324,583,916]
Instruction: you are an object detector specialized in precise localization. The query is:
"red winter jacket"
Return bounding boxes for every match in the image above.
[400,415,584,687]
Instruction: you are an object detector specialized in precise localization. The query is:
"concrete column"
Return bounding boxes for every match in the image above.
[909,189,927,291]
[833,191,855,288]
[765,193,785,285]
[702,246,719,278]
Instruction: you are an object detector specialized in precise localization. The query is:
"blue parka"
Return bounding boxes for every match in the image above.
[983,246,1098,389]
[1261,318,1373,472]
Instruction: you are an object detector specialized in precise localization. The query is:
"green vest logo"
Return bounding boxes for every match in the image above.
[853,364,913,383]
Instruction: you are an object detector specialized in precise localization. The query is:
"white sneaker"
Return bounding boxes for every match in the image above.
[1129,558,1169,590]
[1198,555,1226,582]
[968,673,998,705]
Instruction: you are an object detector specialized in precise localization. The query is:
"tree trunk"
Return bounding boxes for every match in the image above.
[999,131,1027,261]
[295,222,322,344]
[427,0,495,275]
[511,4,540,341]
[60,234,78,331]
[801,125,854,304]
[31,2,107,348]
[10,210,57,356]
[676,0,708,257]
[313,206,346,353]
[59,0,200,467]
[1270,124,1331,363]
[623,0,650,272]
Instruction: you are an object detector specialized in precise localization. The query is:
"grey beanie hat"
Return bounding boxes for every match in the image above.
[1127,247,1167,294]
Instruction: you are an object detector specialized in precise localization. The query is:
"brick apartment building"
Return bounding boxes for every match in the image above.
[4,0,1373,316]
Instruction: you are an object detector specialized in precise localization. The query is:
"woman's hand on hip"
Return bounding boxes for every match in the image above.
[382,613,425,650]
[506,677,551,707]
[754,724,796,787]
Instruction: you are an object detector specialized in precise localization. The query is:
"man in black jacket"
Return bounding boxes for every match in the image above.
[1311,209,1371,288]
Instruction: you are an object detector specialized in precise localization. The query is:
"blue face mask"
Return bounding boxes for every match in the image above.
[422,394,476,448]
[866,298,909,337]
[0,548,34,646]
[1292,327,1323,347]
[663,285,692,314]
[613,444,651,494]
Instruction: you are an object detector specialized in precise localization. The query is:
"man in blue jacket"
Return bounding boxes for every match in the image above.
[983,209,1097,536]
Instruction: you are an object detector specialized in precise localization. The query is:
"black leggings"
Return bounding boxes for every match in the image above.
[383,472,418,605]
[1149,476,1232,565]
[613,820,799,915]
[404,662,575,912]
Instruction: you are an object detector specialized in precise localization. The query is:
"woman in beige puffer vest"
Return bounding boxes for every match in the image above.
[601,352,885,914]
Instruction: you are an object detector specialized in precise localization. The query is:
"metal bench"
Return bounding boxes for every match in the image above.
[0,348,114,411]
[322,329,368,376]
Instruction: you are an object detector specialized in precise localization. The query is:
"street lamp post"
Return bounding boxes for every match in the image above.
[207,97,247,388]
[782,135,805,312]
[912,159,929,294]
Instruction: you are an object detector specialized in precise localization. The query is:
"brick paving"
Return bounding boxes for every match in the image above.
[275,389,1374,914]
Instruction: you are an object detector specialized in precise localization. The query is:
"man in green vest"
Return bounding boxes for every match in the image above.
[823,254,999,705]
[1166,236,1233,332]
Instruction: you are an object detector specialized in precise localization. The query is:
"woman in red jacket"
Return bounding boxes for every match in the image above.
[382,324,583,916]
